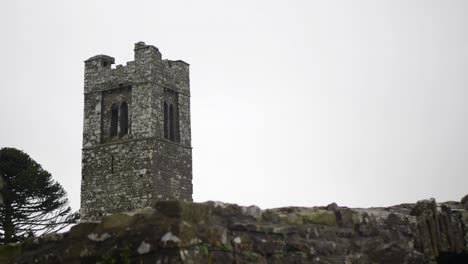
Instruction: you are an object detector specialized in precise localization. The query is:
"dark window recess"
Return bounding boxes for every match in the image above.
[163,89,180,143]
[111,156,114,173]
[174,105,180,143]
[119,102,128,137]
[164,101,169,139]
[110,104,119,137]
[169,104,175,141]
[436,252,468,263]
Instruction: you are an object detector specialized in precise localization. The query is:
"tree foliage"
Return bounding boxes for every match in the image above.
[0,147,78,243]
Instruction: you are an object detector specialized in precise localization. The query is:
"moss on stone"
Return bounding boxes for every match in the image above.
[352,212,361,226]
[155,200,209,224]
[120,245,131,264]
[3,197,468,263]
[272,252,284,260]
[298,210,337,226]
[214,240,232,252]
[261,210,281,223]
[277,213,303,224]
[462,194,468,210]
[100,213,134,230]
[198,243,210,256]
[460,211,468,225]
[0,243,22,261]
[101,253,117,264]
[68,222,99,239]
[241,250,259,261]
[288,251,307,258]
[175,221,199,246]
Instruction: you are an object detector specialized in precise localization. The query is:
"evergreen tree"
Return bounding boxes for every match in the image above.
[0,147,78,243]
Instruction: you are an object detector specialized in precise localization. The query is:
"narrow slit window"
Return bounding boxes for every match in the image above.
[175,106,180,143]
[110,103,118,137]
[169,104,175,141]
[119,102,128,137]
[164,101,169,139]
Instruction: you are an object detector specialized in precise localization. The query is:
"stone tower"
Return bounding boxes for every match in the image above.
[80,42,192,220]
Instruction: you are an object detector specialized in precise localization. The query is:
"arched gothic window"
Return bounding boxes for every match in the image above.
[110,103,119,137]
[119,102,128,137]
[163,89,180,143]
[164,101,169,139]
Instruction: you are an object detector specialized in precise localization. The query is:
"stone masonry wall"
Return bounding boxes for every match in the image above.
[81,139,155,219]
[2,195,468,263]
[153,141,193,200]
[81,42,192,220]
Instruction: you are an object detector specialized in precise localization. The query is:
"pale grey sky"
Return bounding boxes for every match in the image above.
[1,0,467,212]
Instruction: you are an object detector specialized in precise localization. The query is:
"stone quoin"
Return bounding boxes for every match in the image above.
[80,42,193,220]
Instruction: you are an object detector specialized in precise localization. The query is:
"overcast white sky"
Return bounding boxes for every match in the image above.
[1,0,467,212]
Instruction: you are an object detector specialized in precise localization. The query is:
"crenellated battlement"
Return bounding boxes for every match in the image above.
[84,42,189,94]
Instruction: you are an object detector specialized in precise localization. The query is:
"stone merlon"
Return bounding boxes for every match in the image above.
[84,42,190,94]
[84,54,115,64]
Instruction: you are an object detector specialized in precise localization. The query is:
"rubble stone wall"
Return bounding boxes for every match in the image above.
[2,196,468,263]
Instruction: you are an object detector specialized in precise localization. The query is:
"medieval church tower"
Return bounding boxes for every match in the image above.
[80,42,192,220]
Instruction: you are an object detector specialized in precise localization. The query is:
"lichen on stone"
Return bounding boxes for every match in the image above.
[137,241,151,255]
[298,209,337,226]
[4,196,468,263]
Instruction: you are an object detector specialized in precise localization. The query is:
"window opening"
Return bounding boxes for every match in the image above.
[169,104,175,141]
[110,103,118,137]
[119,102,128,137]
[111,156,114,174]
[164,101,169,139]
